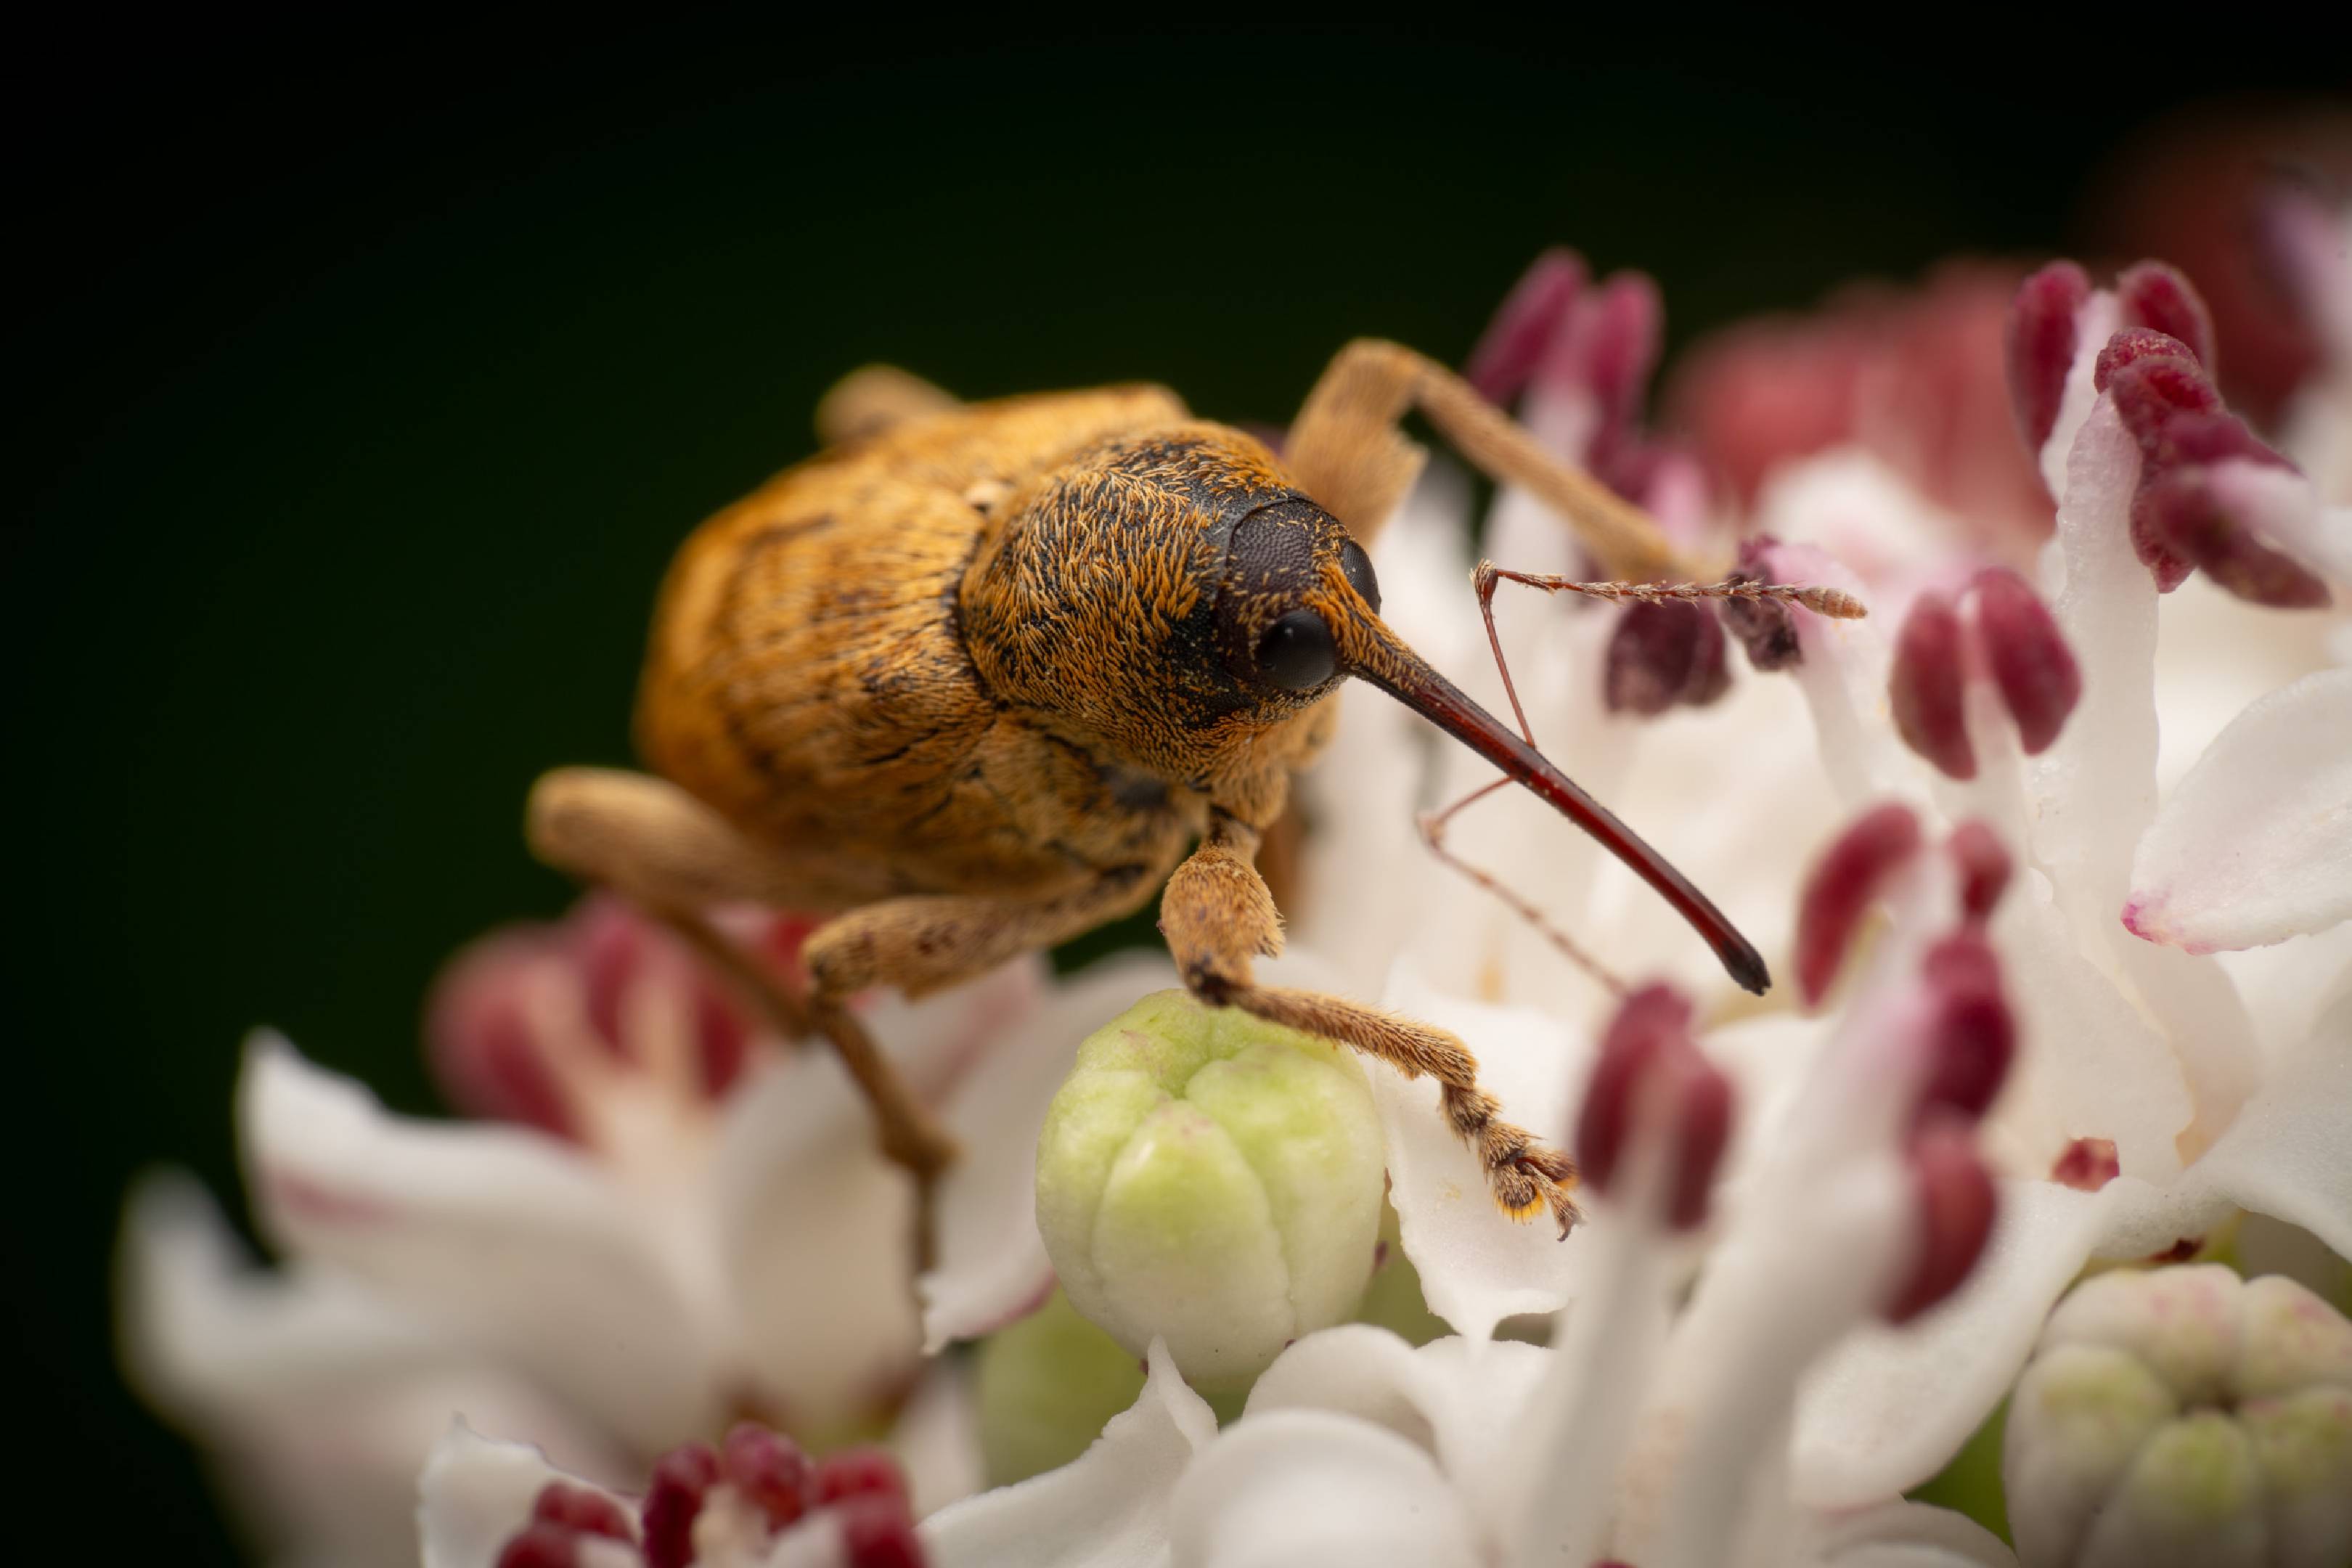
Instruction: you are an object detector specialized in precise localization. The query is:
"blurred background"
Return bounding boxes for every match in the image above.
[6,20,2343,1563]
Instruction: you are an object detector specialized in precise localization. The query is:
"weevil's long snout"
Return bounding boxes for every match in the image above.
[1323,585,1772,996]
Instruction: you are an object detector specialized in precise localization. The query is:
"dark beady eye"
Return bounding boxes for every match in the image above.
[1339,537,1380,613]
[1256,608,1337,690]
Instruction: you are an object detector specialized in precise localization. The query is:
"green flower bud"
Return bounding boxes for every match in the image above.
[1034,989,1387,1391]
[2005,1264,2352,1568]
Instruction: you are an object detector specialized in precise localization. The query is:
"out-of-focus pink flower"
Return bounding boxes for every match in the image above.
[1667,264,2054,549]
[2083,102,2352,426]
[121,894,1169,1568]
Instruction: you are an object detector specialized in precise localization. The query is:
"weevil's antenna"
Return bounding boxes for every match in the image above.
[1317,575,1772,996]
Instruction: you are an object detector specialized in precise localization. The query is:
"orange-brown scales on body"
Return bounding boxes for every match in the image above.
[539,343,1807,1242]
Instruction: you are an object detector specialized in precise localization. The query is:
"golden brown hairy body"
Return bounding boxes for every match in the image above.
[638,386,1230,909]
[535,342,1770,1246]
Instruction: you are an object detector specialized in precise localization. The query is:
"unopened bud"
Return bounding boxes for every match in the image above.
[2117,261,2217,375]
[1971,568,2082,755]
[2007,261,2091,453]
[2006,1267,2352,1568]
[1890,592,1975,780]
[1034,990,1386,1388]
[1795,803,1924,1008]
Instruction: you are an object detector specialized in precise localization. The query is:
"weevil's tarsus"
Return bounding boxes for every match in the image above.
[1159,812,1581,1236]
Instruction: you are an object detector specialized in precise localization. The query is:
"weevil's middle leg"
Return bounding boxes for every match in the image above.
[1163,810,1580,1236]
[526,767,961,1186]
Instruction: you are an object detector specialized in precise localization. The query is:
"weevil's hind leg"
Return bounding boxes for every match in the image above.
[1161,811,1580,1235]
[814,365,960,446]
[526,767,959,1186]
[1283,338,1685,580]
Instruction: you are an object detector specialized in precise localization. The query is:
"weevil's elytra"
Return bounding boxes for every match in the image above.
[531,342,1776,1244]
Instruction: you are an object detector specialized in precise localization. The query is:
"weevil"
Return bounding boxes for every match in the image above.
[529,340,1808,1238]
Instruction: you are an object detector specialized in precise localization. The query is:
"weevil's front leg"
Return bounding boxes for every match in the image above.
[1283,337,1691,581]
[1162,810,1580,1235]
[814,364,960,446]
[527,767,956,1183]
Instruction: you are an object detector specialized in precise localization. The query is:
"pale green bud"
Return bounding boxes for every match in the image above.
[2005,1264,2352,1568]
[1034,989,1387,1391]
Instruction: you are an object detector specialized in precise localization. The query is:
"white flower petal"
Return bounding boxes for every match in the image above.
[2032,399,2157,921]
[712,1049,920,1429]
[1991,873,2197,1183]
[1168,1409,1480,1568]
[1793,1179,2117,1507]
[2187,962,2352,1261]
[921,954,1180,1352]
[923,1338,1217,1568]
[2127,668,2352,954]
[240,1032,719,1453]
[1813,1499,2020,1568]
[891,1357,984,1520]
[1371,968,1593,1340]
[1245,1326,1548,1530]
[417,1422,637,1568]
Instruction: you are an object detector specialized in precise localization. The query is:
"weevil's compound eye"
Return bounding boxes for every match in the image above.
[1339,537,1380,613]
[1257,608,1338,690]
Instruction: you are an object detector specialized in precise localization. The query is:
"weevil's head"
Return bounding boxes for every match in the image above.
[959,422,1376,788]
[958,419,1771,994]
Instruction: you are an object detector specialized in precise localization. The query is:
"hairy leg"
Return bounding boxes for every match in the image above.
[1283,337,1692,581]
[1161,811,1579,1235]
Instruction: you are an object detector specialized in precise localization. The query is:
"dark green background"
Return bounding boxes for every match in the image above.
[7,22,2334,1564]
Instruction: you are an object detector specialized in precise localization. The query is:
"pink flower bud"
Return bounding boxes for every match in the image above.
[1718,547,1801,672]
[2118,259,2218,373]
[642,1440,721,1568]
[1465,248,1587,404]
[2138,468,2333,609]
[814,1446,912,1509]
[1890,592,1975,780]
[1575,983,1733,1230]
[724,1422,814,1530]
[426,935,577,1140]
[495,1523,584,1568]
[531,1482,634,1542]
[1887,1117,1998,1324]
[1947,820,2012,924]
[1794,804,1924,1009]
[2051,1136,2120,1191]
[2093,326,2197,394]
[837,1492,928,1568]
[1603,600,1730,715]
[2006,261,2091,452]
[2107,353,2225,456]
[1562,271,1665,427]
[1969,567,2081,754]
[1918,932,2015,1123]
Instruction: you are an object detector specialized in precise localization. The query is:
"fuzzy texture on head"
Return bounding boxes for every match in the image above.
[960,422,1357,809]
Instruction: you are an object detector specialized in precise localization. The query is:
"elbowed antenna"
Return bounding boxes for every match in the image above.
[1323,587,1771,996]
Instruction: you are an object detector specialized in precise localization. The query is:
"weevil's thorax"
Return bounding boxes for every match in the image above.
[959,422,1360,807]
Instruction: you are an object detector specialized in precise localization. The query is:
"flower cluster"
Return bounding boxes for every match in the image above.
[120,168,2352,1568]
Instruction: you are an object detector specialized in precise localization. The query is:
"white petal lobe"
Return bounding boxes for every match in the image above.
[2127,668,2352,952]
